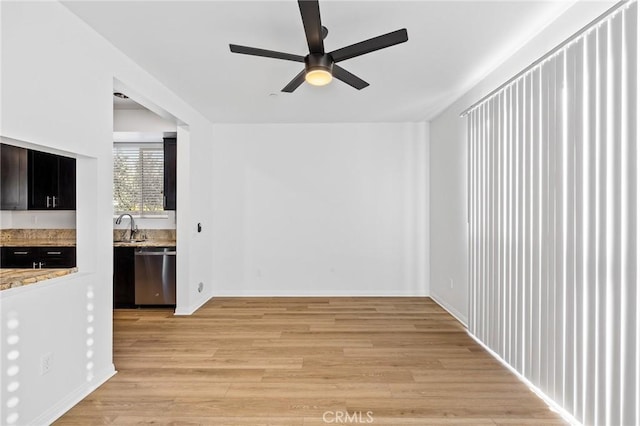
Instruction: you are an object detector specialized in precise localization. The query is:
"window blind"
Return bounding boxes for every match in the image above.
[466,2,638,425]
[113,143,164,216]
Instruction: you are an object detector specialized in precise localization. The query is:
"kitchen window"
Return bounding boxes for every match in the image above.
[113,143,164,216]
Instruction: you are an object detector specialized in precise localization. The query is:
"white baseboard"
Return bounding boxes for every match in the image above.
[174,295,213,315]
[429,292,468,327]
[32,365,116,425]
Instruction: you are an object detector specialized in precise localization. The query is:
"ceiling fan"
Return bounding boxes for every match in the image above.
[229,0,408,92]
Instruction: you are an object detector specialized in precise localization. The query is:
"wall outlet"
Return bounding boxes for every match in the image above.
[449,277,454,289]
[41,352,53,375]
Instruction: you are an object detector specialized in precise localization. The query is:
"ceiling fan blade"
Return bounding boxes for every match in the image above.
[229,44,305,62]
[329,29,408,63]
[282,69,307,93]
[332,65,369,90]
[298,0,324,54]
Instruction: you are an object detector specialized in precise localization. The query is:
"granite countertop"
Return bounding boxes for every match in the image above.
[0,268,78,291]
[113,229,176,247]
[1,239,76,247]
[113,240,176,247]
[1,239,174,247]
[1,229,77,247]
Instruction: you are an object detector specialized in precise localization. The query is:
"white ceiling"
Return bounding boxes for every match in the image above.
[64,1,582,123]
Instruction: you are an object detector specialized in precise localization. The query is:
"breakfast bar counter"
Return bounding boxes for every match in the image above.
[0,268,78,290]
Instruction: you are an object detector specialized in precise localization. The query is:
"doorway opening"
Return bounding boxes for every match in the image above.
[111,87,181,311]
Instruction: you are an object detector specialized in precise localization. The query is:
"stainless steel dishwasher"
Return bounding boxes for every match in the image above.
[134,247,176,305]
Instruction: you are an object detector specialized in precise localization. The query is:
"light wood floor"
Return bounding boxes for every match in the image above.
[56,298,565,425]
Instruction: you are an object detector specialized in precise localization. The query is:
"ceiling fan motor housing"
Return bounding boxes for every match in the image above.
[305,53,334,75]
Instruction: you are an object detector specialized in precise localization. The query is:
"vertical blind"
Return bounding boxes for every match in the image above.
[113,143,165,216]
[466,2,638,425]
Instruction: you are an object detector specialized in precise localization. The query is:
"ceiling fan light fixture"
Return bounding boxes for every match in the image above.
[304,53,333,86]
[305,68,332,86]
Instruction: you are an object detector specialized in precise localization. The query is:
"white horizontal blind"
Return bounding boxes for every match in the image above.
[466,2,638,425]
[113,143,164,216]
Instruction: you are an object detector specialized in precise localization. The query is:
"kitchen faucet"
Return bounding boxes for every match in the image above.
[115,213,138,241]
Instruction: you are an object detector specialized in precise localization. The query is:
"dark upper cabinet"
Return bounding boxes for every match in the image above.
[0,143,28,210]
[163,137,177,211]
[29,150,57,208]
[57,155,76,209]
[28,150,76,210]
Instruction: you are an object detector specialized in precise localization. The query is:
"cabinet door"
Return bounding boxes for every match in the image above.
[28,150,58,209]
[57,156,76,210]
[113,247,136,308]
[28,150,76,210]
[163,137,177,210]
[0,144,28,210]
[38,247,76,268]
[1,247,37,268]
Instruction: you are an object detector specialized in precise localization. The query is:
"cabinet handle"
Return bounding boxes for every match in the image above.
[13,251,28,255]
[46,251,62,255]
[39,262,45,268]
[46,196,51,208]
[33,262,38,269]
[52,196,57,208]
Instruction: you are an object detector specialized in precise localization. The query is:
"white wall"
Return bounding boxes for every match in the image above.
[0,2,214,424]
[113,108,176,133]
[429,0,616,325]
[1,211,76,229]
[212,123,429,296]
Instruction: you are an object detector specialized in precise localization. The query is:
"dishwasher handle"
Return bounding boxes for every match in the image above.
[135,250,177,256]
